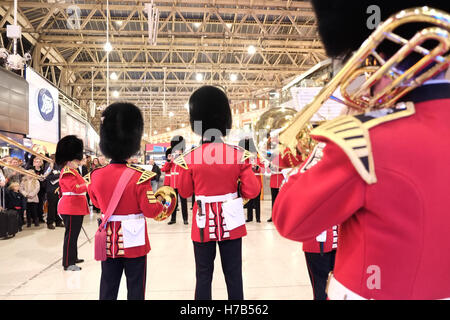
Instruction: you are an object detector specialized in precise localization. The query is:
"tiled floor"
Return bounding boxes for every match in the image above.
[0,200,313,300]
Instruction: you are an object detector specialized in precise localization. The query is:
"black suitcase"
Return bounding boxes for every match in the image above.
[0,187,19,239]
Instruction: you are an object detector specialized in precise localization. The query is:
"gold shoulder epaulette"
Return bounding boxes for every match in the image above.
[311,102,415,184]
[62,167,76,176]
[83,165,106,185]
[126,164,156,185]
[226,144,254,163]
[173,153,188,170]
[83,172,91,185]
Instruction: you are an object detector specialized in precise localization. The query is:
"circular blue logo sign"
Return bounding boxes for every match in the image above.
[37,88,55,121]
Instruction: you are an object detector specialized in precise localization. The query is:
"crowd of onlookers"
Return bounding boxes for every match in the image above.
[0,149,163,239]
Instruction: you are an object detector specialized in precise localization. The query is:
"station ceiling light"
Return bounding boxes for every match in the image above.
[104,41,113,52]
[247,45,256,55]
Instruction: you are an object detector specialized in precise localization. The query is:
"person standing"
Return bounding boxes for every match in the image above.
[5,182,26,231]
[148,157,161,192]
[19,170,40,227]
[267,148,303,222]
[87,102,164,300]
[303,226,338,300]
[238,138,263,223]
[168,136,188,225]
[273,0,450,299]
[161,148,172,187]
[176,86,260,300]
[31,157,46,224]
[45,156,64,229]
[55,135,89,271]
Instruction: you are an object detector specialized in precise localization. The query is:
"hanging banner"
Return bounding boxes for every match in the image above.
[60,107,87,145]
[26,68,59,143]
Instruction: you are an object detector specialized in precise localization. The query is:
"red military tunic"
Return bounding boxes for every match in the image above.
[270,149,303,189]
[87,163,163,258]
[273,83,450,299]
[170,159,182,189]
[58,167,89,216]
[176,141,260,242]
[249,154,264,190]
[161,160,172,186]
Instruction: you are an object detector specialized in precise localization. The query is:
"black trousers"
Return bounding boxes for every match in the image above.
[304,250,336,300]
[193,238,243,300]
[100,255,147,300]
[271,188,279,208]
[268,188,280,220]
[26,202,39,225]
[37,189,46,221]
[170,188,188,223]
[246,192,261,222]
[46,192,62,225]
[60,215,83,267]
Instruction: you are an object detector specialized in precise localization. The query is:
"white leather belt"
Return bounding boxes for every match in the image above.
[171,172,179,175]
[102,213,144,222]
[62,192,86,196]
[196,192,238,204]
[326,273,367,300]
[196,192,238,218]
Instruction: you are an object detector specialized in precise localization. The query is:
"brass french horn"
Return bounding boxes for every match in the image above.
[153,186,177,221]
[258,7,450,157]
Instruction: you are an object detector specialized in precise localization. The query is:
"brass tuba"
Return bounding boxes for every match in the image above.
[153,186,177,221]
[260,7,449,156]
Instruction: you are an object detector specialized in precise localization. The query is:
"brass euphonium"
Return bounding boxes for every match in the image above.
[253,107,318,166]
[257,7,450,157]
[153,186,177,221]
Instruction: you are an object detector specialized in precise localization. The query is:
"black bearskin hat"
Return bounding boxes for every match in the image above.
[55,135,84,166]
[238,137,257,153]
[311,0,448,59]
[165,147,172,159]
[100,102,143,161]
[170,135,185,153]
[189,86,232,137]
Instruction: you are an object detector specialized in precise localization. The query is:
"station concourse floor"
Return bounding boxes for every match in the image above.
[0,199,313,300]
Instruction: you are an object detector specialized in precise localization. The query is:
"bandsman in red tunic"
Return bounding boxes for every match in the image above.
[267,148,303,222]
[273,0,450,299]
[302,226,338,300]
[87,103,164,300]
[175,86,260,300]
[168,136,188,225]
[161,147,172,186]
[239,138,264,223]
[55,135,89,271]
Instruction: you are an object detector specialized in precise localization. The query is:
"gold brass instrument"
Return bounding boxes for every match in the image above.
[253,107,318,166]
[0,133,53,163]
[262,7,449,156]
[0,160,42,180]
[153,186,177,221]
[0,133,54,180]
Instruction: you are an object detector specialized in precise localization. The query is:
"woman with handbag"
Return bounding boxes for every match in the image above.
[55,135,89,271]
[87,102,164,300]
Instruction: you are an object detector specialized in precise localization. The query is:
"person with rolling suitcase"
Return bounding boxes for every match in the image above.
[0,184,20,239]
